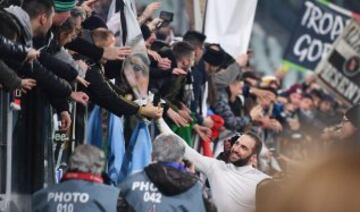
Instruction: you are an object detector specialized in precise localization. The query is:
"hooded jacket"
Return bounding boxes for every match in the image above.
[5,6,32,47]
[0,34,29,91]
[118,163,208,212]
[5,6,72,98]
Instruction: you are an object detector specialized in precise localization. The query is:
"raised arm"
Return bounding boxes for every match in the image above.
[156,117,218,175]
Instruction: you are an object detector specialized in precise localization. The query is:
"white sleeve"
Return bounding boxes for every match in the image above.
[156,118,218,175]
[184,145,218,175]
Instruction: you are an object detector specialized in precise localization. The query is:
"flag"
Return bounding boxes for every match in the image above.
[283,1,353,71]
[119,120,152,183]
[86,106,128,185]
[204,0,258,58]
[315,18,360,106]
[107,0,148,58]
[127,120,152,174]
[107,113,126,185]
[86,107,153,185]
[85,105,103,148]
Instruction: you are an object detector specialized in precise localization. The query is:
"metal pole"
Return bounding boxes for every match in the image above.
[201,0,208,33]
[0,91,13,211]
[0,91,7,211]
[5,94,13,212]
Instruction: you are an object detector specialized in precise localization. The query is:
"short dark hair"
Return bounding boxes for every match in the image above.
[172,41,194,60]
[0,11,21,40]
[183,30,206,49]
[244,131,262,156]
[22,0,54,19]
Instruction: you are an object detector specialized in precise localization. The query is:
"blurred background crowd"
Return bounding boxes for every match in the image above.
[0,0,360,211]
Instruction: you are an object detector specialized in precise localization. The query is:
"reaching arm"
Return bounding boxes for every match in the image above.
[65,37,103,61]
[0,60,21,91]
[85,67,140,117]
[0,35,28,62]
[156,118,218,175]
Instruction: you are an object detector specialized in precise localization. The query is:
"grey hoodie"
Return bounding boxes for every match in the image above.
[214,62,242,89]
[5,6,33,47]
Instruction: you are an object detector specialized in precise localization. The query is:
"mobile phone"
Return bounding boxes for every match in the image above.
[153,92,161,107]
[151,88,161,106]
[159,11,173,22]
[158,11,173,28]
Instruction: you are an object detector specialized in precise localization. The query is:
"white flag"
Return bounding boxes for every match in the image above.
[204,0,258,58]
[107,0,148,59]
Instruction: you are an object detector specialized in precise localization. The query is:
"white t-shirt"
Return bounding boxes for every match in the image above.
[185,146,270,212]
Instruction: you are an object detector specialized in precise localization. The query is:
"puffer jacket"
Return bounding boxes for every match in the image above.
[84,63,140,117]
[5,6,73,98]
[0,34,28,62]
[0,60,21,91]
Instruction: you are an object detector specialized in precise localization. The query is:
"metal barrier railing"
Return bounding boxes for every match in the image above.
[0,90,13,211]
[0,85,87,211]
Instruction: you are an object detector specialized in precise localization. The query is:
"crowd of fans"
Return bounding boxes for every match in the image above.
[0,0,359,211]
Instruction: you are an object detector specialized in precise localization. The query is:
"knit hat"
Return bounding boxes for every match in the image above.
[53,0,76,12]
[82,15,108,30]
[345,104,360,129]
[203,44,225,67]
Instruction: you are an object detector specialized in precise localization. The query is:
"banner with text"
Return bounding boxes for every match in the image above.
[283,1,351,71]
[315,19,360,106]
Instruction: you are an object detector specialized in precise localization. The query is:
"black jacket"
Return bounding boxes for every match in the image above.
[148,47,177,91]
[34,35,79,83]
[145,163,199,196]
[6,9,73,99]
[65,37,104,62]
[191,60,207,125]
[66,31,124,80]
[0,34,31,74]
[30,60,72,98]
[33,34,78,113]
[0,34,28,62]
[85,63,140,117]
[0,59,21,91]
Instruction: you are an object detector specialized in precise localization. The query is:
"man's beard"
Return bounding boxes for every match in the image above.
[230,154,252,167]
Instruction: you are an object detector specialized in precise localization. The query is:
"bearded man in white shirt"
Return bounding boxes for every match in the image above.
[160,130,270,212]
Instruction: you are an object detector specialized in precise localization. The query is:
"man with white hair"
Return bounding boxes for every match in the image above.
[32,144,120,212]
[118,133,210,212]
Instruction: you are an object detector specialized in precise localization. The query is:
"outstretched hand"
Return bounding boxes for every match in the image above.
[70,91,89,106]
